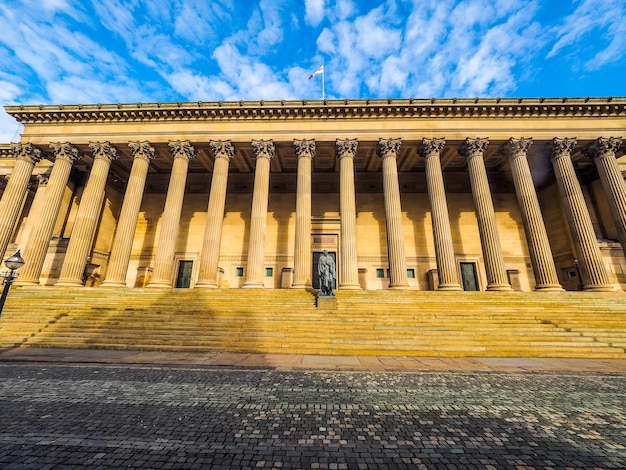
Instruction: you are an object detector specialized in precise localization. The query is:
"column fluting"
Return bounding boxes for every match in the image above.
[506,138,563,291]
[292,139,315,288]
[101,141,156,287]
[378,138,409,289]
[588,137,626,258]
[243,139,274,288]
[56,142,118,286]
[459,138,512,291]
[16,143,81,285]
[196,140,235,288]
[419,138,462,290]
[337,138,361,289]
[0,143,42,258]
[551,137,612,291]
[148,140,195,288]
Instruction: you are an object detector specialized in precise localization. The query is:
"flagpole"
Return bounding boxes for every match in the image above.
[322,63,325,100]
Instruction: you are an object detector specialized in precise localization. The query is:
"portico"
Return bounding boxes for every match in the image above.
[0,98,624,292]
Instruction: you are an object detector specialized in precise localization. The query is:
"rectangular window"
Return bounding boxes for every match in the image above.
[376,268,385,278]
[407,268,415,279]
[386,269,390,278]
[236,267,244,277]
[265,267,273,277]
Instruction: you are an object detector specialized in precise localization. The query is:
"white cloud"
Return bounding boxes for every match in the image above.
[547,0,626,71]
[305,0,326,26]
[0,109,23,143]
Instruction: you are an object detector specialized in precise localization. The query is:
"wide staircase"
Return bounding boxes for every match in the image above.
[0,287,625,357]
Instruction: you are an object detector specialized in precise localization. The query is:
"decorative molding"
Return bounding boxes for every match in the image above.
[11,142,43,164]
[6,97,626,124]
[169,140,196,160]
[50,142,81,163]
[251,139,275,160]
[552,137,577,158]
[377,138,401,158]
[586,136,622,160]
[458,137,489,158]
[418,138,445,158]
[336,138,358,158]
[293,139,316,159]
[209,140,235,160]
[89,141,119,162]
[504,137,533,158]
[129,141,157,160]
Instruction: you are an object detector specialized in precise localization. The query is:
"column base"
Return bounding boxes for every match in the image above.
[534,284,565,292]
[147,282,173,288]
[100,281,128,288]
[339,283,362,290]
[55,279,85,287]
[486,284,514,292]
[195,281,218,288]
[583,284,616,292]
[437,284,463,291]
[389,284,411,290]
[14,279,40,287]
[242,282,264,288]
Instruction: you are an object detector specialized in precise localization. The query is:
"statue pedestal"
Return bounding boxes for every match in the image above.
[316,295,337,310]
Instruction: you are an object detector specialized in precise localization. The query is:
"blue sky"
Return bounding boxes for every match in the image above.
[1,0,625,142]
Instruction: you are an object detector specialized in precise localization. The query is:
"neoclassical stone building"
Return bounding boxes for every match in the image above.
[0,98,625,292]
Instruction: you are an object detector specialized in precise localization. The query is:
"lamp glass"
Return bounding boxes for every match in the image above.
[5,250,25,271]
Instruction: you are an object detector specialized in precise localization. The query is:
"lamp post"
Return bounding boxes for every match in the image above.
[0,250,25,317]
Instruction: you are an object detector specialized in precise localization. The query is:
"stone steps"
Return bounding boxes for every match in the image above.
[0,287,625,358]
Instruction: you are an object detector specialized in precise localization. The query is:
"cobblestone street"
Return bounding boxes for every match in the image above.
[0,362,624,469]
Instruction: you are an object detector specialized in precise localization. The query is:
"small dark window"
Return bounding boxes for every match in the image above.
[376,268,385,278]
[236,267,244,277]
[407,268,415,279]
[265,267,273,277]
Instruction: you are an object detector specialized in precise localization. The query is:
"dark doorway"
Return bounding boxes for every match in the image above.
[312,251,337,290]
[176,260,193,288]
[460,262,479,291]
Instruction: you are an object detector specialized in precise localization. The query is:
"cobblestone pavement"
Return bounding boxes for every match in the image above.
[0,363,624,469]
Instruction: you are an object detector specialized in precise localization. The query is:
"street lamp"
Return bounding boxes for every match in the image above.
[0,250,25,317]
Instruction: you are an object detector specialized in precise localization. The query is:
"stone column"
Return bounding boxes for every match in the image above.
[337,138,361,289]
[196,140,235,288]
[0,143,42,258]
[459,138,512,291]
[505,138,563,291]
[588,137,626,257]
[16,174,49,249]
[292,139,315,288]
[243,139,275,288]
[419,138,462,290]
[551,137,612,291]
[101,141,156,287]
[56,142,118,286]
[148,140,195,288]
[378,138,409,289]
[16,143,81,285]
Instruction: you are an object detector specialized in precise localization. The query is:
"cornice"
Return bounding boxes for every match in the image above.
[5,97,625,124]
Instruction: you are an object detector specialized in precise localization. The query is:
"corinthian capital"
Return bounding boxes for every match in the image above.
[336,138,358,159]
[458,137,489,159]
[377,138,401,158]
[209,140,235,160]
[551,137,577,159]
[505,138,533,159]
[419,138,446,159]
[293,139,316,159]
[89,141,119,162]
[251,139,275,160]
[587,137,622,160]
[129,141,157,161]
[12,142,43,164]
[169,140,196,161]
[50,142,81,163]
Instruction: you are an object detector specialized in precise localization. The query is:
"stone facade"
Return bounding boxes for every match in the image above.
[0,98,625,291]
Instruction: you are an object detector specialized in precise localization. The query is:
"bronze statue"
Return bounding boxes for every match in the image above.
[318,249,336,297]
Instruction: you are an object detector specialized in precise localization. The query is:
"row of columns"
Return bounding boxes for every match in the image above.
[0,137,623,291]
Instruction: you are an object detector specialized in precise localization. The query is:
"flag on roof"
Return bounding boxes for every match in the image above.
[309,65,324,79]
